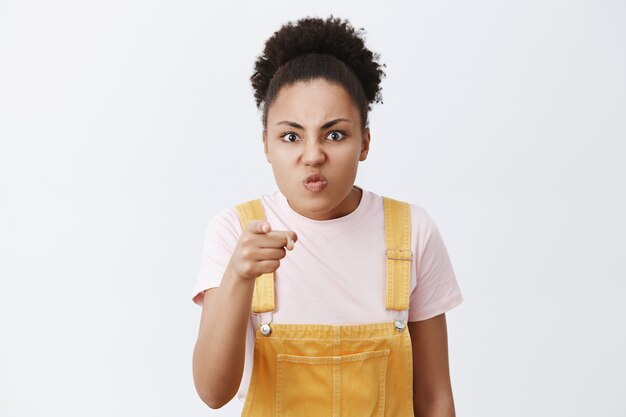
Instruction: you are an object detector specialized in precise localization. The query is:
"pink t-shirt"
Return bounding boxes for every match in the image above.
[191,187,463,402]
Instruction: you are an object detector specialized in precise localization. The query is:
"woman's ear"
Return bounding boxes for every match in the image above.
[263,131,271,163]
[359,128,371,161]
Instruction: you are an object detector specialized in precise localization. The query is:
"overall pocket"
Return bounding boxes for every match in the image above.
[276,349,390,417]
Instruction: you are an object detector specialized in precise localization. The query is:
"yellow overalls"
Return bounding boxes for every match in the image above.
[234,196,415,417]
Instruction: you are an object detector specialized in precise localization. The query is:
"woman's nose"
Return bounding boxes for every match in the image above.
[302,141,326,166]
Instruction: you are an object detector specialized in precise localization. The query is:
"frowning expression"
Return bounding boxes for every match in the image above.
[263,78,370,220]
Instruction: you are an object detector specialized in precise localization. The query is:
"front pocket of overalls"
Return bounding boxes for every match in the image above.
[276,349,390,417]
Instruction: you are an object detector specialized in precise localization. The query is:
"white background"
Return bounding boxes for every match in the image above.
[1,1,625,416]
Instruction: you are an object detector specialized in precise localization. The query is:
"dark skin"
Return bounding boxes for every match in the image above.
[409,313,457,417]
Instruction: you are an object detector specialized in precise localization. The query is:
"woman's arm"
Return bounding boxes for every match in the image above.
[192,220,296,409]
[192,264,255,409]
[408,313,457,417]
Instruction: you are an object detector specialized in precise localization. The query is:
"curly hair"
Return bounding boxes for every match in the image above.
[250,15,387,130]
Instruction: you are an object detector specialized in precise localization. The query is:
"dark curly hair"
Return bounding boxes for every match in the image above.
[250,15,386,131]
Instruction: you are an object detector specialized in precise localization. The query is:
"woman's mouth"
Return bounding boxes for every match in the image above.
[303,173,328,192]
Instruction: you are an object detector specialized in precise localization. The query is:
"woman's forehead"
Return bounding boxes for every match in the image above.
[267,79,359,127]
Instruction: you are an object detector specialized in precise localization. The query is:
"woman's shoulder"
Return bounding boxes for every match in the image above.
[207,191,281,233]
[205,205,242,239]
[367,189,432,226]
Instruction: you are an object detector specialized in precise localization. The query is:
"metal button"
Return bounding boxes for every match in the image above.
[394,320,406,331]
[260,323,272,336]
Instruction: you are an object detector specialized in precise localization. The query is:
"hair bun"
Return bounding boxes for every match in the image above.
[251,15,386,109]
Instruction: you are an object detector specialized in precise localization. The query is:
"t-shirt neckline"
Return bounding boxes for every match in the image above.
[276,185,372,232]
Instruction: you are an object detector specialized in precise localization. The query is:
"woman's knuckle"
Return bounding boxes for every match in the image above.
[243,264,255,277]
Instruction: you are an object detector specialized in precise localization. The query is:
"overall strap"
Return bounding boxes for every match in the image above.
[234,199,276,313]
[382,197,412,311]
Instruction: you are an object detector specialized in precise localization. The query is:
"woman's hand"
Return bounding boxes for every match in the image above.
[229,220,297,280]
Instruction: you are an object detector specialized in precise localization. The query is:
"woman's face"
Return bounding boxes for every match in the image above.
[263,78,370,221]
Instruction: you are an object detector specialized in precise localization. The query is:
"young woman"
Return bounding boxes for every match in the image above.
[192,15,463,417]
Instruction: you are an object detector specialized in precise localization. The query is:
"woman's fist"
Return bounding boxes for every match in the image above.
[229,220,297,280]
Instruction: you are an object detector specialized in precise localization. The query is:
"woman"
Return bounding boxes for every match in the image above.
[192,15,463,416]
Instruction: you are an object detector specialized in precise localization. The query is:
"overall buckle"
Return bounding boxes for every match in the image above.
[256,312,273,336]
[385,249,413,261]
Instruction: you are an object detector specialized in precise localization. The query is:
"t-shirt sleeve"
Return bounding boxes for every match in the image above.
[191,207,242,306]
[408,210,464,321]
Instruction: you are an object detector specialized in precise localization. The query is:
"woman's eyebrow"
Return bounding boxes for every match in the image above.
[277,118,352,130]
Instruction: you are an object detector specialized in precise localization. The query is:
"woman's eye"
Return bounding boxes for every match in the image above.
[280,131,345,142]
[280,132,299,143]
[327,131,345,141]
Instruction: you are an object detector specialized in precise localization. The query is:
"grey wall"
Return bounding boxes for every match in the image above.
[1,1,624,416]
